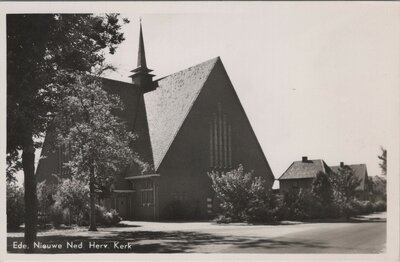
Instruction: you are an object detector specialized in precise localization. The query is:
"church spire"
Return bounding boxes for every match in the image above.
[130,20,157,93]
[137,20,148,70]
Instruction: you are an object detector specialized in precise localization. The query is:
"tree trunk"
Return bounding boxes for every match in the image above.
[88,166,97,231]
[22,135,37,253]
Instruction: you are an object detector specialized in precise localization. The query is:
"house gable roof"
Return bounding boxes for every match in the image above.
[279,159,330,180]
[331,164,368,190]
[144,57,220,170]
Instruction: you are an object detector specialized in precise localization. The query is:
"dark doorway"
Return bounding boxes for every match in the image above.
[117,196,129,219]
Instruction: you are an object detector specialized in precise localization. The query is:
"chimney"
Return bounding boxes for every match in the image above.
[302,156,308,162]
[340,162,344,168]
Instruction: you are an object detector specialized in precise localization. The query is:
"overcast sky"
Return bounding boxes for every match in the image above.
[101,3,399,181]
[4,2,398,186]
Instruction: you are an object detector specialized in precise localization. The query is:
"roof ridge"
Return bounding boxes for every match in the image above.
[155,57,220,82]
[293,159,321,163]
[100,77,133,85]
[331,163,366,167]
[279,158,327,180]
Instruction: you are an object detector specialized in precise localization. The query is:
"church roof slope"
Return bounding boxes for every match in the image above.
[145,57,220,170]
[279,159,330,180]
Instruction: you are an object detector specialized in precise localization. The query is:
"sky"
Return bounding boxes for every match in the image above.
[102,3,399,181]
[6,2,399,186]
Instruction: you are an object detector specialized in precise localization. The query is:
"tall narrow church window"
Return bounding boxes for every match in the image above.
[228,125,232,167]
[223,114,228,168]
[209,103,232,169]
[213,113,218,167]
[218,103,223,168]
[209,120,214,167]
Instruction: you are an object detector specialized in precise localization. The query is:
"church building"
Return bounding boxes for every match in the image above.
[36,23,275,221]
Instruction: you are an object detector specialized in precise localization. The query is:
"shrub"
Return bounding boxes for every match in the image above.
[245,191,278,223]
[373,200,386,212]
[214,215,233,224]
[103,209,122,226]
[362,201,374,214]
[349,200,375,215]
[208,165,277,223]
[37,181,57,225]
[283,190,315,220]
[48,203,66,228]
[278,186,340,221]
[343,201,359,218]
[6,182,25,230]
[95,205,122,226]
[53,178,89,225]
[38,178,90,227]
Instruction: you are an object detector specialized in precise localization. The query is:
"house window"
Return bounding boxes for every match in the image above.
[293,181,299,189]
[140,180,154,206]
[209,103,232,169]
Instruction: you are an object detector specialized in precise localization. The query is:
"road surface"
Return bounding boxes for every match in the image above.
[7,212,386,253]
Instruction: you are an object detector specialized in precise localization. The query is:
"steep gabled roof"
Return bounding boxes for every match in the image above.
[279,159,330,180]
[100,78,142,132]
[331,164,368,191]
[144,57,220,170]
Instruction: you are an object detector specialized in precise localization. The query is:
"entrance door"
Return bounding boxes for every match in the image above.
[117,196,128,219]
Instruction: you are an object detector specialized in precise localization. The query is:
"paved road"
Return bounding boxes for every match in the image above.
[219,219,386,253]
[7,213,386,253]
[121,212,386,253]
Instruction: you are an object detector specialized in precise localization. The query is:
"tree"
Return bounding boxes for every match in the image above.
[311,171,333,206]
[6,151,22,183]
[53,74,149,231]
[378,146,387,176]
[310,171,335,218]
[7,14,127,251]
[330,166,361,218]
[369,176,387,202]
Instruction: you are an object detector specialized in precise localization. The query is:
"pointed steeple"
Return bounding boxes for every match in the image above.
[137,21,148,70]
[130,20,157,93]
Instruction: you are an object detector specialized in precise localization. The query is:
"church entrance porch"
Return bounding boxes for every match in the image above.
[106,174,160,221]
[106,190,135,220]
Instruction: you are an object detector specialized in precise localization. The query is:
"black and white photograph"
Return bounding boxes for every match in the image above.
[2,1,399,261]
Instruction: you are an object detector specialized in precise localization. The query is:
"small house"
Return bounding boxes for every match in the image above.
[278,156,333,193]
